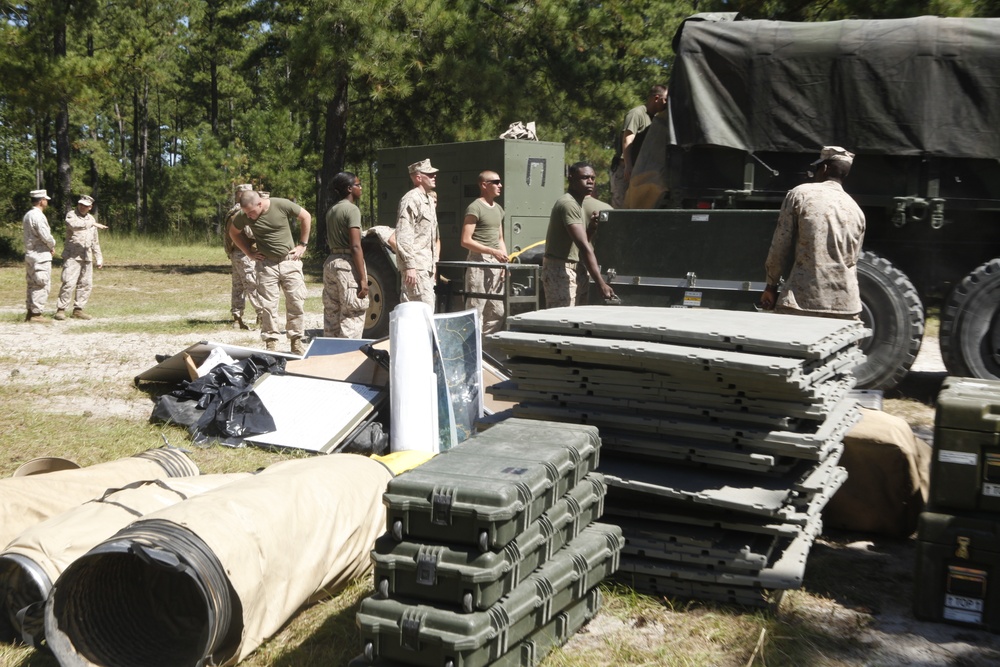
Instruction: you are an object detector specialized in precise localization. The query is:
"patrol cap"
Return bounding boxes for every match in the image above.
[811,146,855,166]
[30,189,51,200]
[408,159,439,175]
[236,183,253,192]
[78,195,94,206]
[258,191,270,198]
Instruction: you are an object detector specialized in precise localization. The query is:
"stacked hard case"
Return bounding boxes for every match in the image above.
[353,418,623,666]
[914,376,1000,632]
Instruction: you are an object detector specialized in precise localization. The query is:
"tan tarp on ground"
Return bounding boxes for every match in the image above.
[45,454,394,667]
[823,408,932,538]
[0,473,251,645]
[0,447,199,550]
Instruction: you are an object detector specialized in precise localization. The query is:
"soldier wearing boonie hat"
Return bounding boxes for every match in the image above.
[223,184,262,329]
[396,159,441,309]
[55,194,108,320]
[762,145,866,319]
[23,189,56,323]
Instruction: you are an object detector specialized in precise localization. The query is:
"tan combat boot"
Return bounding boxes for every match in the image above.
[53,309,66,321]
[290,338,305,356]
[265,339,278,352]
[72,308,92,320]
[26,312,51,323]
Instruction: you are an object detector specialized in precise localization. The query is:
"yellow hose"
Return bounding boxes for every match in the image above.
[509,240,545,262]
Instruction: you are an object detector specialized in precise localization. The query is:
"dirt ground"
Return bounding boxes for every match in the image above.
[3,311,1000,666]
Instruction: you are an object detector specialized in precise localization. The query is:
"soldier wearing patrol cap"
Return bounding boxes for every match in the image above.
[761,146,866,319]
[55,194,107,320]
[395,159,441,309]
[23,189,55,323]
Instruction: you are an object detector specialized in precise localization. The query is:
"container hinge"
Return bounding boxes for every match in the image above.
[930,198,946,229]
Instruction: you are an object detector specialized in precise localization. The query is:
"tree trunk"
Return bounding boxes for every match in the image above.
[134,81,149,232]
[89,126,100,216]
[54,16,71,215]
[317,74,350,253]
[210,59,219,135]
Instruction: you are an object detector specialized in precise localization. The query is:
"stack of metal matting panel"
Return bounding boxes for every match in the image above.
[353,418,624,666]
[487,306,864,607]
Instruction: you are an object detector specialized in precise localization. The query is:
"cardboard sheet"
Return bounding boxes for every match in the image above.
[244,374,384,453]
[286,339,389,387]
[134,341,299,385]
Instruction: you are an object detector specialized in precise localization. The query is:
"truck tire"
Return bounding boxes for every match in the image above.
[363,244,399,339]
[854,252,925,390]
[940,258,1000,379]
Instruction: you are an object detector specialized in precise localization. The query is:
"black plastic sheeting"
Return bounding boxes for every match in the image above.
[669,14,1000,159]
[150,354,284,447]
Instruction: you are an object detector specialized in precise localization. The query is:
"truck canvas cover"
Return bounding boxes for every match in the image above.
[669,14,1000,159]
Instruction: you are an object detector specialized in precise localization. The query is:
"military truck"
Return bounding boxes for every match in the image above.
[362,139,564,338]
[606,13,1000,389]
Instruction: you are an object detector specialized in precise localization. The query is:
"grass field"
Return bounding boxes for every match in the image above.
[0,233,995,667]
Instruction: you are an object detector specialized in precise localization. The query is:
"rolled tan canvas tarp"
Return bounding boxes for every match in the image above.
[0,447,199,552]
[0,473,251,646]
[45,454,393,667]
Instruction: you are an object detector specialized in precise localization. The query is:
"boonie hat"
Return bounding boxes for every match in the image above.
[30,189,51,200]
[258,191,270,199]
[811,146,855,166]
[78,195,94,206]
[408,159,439,175]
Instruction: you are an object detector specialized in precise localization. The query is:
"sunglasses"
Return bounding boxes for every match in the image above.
[485,179,502,185]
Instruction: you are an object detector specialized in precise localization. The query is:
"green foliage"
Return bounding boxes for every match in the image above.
[0,0,995,234]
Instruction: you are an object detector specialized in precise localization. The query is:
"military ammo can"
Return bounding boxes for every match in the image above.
[914,510,1000,631]
[929,376,1000,513]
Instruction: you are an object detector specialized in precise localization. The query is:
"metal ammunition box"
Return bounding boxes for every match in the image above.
[914,510,1000,632]
[373,474,605,612]
[929,377,1000,513]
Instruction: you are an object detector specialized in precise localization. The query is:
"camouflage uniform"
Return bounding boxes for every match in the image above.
[232,197,308,345]
[395,187,439,309]
[323,199,369,338]
[223,205,261,324]
[23,206,55,316]
[542,193,586,308]
[765,180,866,318]
[463,198,506,335]
[57,209,103,312]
